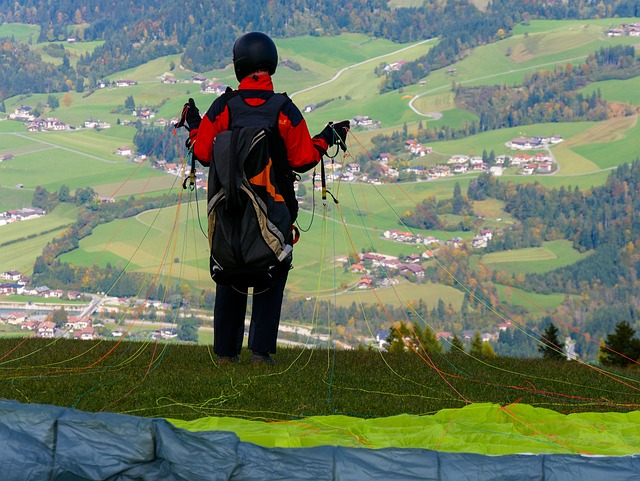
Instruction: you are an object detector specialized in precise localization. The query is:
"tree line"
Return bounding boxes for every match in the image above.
[456,45,639,131]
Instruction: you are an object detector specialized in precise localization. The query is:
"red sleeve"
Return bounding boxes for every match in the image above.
[191,102,230,166]
[278,105,328,173]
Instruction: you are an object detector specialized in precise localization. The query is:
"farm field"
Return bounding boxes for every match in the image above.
[0,204,78,274]
[583,76,640,106]
[478,240,590,275]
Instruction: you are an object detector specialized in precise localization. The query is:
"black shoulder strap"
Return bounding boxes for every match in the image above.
[226,92,289,130]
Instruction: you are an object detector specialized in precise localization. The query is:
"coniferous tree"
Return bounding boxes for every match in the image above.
[538,321,565,360]
[470,332,484,357]
[599,321,640,367]
[450,334,465,353]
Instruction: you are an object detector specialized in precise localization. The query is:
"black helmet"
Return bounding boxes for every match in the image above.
[232,32,278,82]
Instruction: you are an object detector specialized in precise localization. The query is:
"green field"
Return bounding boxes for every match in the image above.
[0,204,79,274]
[583,76,640,106]
[479,240,590,275]
[0,23,40,42]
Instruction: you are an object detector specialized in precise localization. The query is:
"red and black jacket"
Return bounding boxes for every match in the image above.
[190,74,327,173]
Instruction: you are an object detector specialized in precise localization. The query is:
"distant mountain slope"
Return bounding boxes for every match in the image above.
[0,0,638,98]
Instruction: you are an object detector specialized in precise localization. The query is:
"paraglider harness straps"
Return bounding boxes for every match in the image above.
[183,148,196,191]
[174,102,197,191]
[321,124,343,206]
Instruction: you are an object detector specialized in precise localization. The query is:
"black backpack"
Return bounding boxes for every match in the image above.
[207,91,297,287]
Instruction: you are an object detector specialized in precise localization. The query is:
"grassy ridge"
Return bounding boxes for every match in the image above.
[0,339,637,421]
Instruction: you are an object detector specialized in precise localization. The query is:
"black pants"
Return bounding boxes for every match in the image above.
[213,266,289,357]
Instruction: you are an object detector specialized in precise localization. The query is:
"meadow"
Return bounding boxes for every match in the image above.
[0,338,638,422]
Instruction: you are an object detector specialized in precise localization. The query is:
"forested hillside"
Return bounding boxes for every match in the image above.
[1,0,640,99]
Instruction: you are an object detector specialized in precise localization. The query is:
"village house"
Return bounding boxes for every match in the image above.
[346,163,360,174]
[448,155,469,165]
[65,316,91,331]
[421,249,435,259]
[383,229,415,243]
[10,207,45,221]
[9,106,36,122]
[0,283,23,295]
[34,286,51,297]
[404,140,432,157]
[160,328,178,339]
[353,115,374,127]
[116,147,132,156]
[399,263,425,278]
[482,332,499,342]
[453,164,467,174]
[375,330,389,349]
[134,108,155,120]
[498,321,512,331]
[471,235,488,249]
[1,270,22,281]
[404,254,422,264]
[3,312,28,325]
[201,82,227,95]
[74,326,97,340]
[510,154,532,166]
[350,263,365,274]
[384,60,407,72]
[115,80,136,87]
[21,321,38,331]
[67,291,83,300]
[192,75,207,84]
[537,162,553,174]
[508,137,544,150]
[361,253,400,267]
[36,321,56,338]
[436,331,452,341]
[428,165,452,178]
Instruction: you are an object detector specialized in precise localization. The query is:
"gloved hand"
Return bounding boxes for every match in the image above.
[315,120,350,152]
[184,98,201,131]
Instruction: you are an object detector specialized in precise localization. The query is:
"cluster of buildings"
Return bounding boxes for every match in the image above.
[0,270,86,301]
[0,312,97,340]
[349,252,425,289]
[27,117,69,132]
[607,23,640,37]
[364,134,563,182]
[0,207,46,227]
[351,226,495,289]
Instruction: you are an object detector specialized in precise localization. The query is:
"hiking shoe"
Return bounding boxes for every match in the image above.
[217,355,239,365]
[251,352,276,365]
